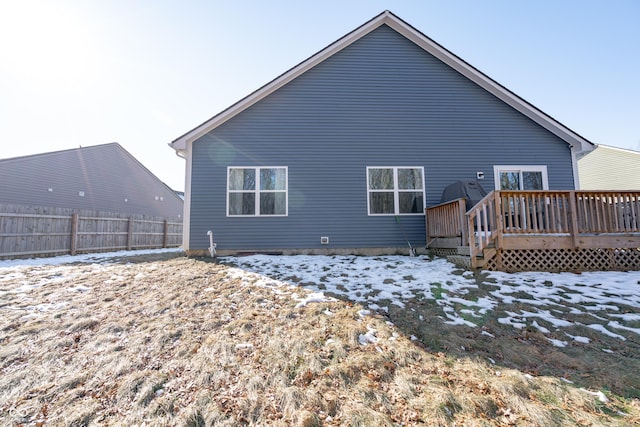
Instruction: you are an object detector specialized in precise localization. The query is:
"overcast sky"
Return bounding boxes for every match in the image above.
[1,0,638,192]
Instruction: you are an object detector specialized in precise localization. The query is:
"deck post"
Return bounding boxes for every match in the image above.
[467,213,475,254]
[424,207,430,247]
[568,191,580,249]
[459,199,468,246]
[469,211,477,270]
[493,191,504,249]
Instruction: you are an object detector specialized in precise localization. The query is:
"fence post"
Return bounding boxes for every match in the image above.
[70,213,78,255]
[127,217,133,251]
[163,219,169,248]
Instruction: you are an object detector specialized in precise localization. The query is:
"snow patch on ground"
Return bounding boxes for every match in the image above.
[2,249,639,349]
[230,254,640,345]
[359,326,379,345]
[295,292,336,308]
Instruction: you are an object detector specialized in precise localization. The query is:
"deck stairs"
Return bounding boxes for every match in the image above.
[447,245,497,269]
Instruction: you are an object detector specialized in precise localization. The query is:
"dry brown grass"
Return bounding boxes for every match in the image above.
[1,252,638,426]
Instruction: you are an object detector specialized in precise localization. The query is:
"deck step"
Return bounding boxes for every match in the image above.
[447,255,472,269]
[457,246,471,256]
[449,246,498,269]
[457,245,496,258]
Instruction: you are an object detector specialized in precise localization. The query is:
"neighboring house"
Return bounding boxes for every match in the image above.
[0,143,183,219]
[578,144,640,190]
[170,10,594,256]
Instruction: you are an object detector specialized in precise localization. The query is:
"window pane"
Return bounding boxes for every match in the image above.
[523,171,543,190]
[273,192,286,215]
[398,168,423,190]
[399,192,423,213]
[229,192,255,215]
[499,172,520,190]
[260,168,286,190]
[369,168,393,190]
[260,192,286,215]
[370,192,394,214]
[229,168,255,190]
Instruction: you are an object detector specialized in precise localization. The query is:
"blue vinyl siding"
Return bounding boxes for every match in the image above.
[189,25,574,251]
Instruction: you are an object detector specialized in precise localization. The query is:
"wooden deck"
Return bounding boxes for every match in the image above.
[426,191,640,272]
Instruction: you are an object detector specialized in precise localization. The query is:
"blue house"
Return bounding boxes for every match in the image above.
[170,10,594,257]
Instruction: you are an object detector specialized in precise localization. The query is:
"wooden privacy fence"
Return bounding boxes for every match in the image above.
[0,204,182,260]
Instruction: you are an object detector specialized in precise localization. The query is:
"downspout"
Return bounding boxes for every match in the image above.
[571,141,596,190]
[568,133,596,190]
[570,145,582,190]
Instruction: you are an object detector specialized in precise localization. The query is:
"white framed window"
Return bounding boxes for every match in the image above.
[367,167,425,215]
[493,165,548,190]
[227,167,288,216]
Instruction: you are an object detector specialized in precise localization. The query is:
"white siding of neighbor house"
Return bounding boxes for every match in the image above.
[578,145,640,190]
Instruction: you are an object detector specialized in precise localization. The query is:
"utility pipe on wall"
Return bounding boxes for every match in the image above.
[206,230,217,258]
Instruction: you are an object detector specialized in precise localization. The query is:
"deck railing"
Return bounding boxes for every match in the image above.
[497,191,640,235]
[575,192,640,233]
[499,191,572,233]
[425,198,467,247]
[467,191,498,261]
[427,190,640,269]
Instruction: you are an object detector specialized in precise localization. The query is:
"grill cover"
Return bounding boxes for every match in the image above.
[440,180,488,211]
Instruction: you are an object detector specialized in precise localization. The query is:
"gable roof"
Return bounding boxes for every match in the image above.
[170,10,594,154]
[0,143,183,218]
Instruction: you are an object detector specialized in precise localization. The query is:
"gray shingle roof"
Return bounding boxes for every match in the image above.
[0,143,183,219]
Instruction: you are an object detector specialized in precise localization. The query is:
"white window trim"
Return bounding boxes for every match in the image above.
[227,166,288,217]
[366,166,426,216]
[493,165,549,190]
